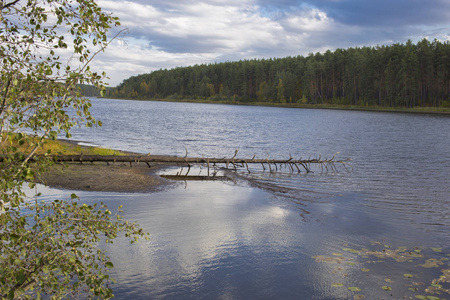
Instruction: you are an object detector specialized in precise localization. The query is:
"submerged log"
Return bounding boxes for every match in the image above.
[7,152,350,174]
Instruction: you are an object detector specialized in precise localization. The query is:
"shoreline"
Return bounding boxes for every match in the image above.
[103,97,450,115]
[35,162,176,193]
[34,139,178,193]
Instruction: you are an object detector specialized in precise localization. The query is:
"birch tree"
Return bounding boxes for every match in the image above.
[0,0,147,298]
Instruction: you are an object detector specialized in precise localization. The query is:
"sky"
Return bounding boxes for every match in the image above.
[89,0,450,86]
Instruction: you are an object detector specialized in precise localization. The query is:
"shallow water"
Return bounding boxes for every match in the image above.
[34,179,446,299]
[44,99,450,299]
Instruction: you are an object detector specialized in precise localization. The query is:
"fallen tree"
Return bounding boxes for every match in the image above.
[2,151,351,175]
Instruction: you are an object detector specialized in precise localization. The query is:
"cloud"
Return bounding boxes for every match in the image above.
[91,0,450,86]
[99,0,276,54]
[257,0,450,27]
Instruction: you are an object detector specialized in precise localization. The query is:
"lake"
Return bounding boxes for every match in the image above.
[37,99,449,299]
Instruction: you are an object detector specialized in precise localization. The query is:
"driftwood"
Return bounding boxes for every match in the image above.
[7,151,350,175]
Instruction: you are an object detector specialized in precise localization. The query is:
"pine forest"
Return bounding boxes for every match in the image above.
[112,39,450,108]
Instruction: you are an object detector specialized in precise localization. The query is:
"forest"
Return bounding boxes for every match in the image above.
[112,39,450,108]
[78,84,114,97]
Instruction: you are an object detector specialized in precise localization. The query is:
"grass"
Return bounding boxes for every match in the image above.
[41,139,126,156]
[1,133,126,156]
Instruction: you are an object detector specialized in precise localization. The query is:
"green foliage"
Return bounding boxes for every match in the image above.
[113,39,450,108]
[77,84,114,97]
[1,198,147,299]
[0,0,147,298]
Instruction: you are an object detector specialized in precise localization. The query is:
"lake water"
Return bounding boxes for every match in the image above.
[38,99,449,299]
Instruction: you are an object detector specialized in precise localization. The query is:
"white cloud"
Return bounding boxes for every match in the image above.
[282,8,332,32]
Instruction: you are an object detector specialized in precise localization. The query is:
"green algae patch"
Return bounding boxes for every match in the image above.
[313,243,449,299]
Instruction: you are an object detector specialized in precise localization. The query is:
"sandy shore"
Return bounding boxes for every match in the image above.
[36,161,175,193]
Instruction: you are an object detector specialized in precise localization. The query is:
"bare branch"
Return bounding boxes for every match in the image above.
[0,0,20,10]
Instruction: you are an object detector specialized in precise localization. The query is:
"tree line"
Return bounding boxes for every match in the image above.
[78,84,114,97]
[112,39,450,108]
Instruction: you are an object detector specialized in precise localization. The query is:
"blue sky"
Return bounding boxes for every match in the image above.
[91,0,450,86]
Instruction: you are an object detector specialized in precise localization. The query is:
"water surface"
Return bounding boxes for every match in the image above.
[49,99,450,299]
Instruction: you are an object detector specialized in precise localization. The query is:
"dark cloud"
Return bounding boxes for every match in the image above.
[147,35,229,54]
[124,25,232,54]
[256,0,450,27]
[314,0,450,27]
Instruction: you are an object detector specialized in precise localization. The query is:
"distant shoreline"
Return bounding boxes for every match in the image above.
[102,97,450,115]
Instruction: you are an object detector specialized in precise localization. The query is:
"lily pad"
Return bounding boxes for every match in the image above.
[385,278,393,283]
[426,296,440,300]
[403,273,414,278]
[361,268,370,272]
[348,287,361,292]
[381,285,392,291]
[333,252,344,256]
[331,282,344,287]
[431,247,442,253]
[415,296,427,300]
